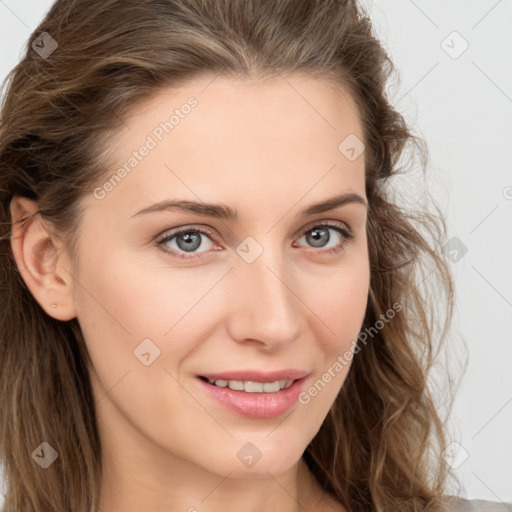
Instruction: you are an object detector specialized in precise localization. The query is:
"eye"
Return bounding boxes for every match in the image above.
[156,221,354,260]
[156,226,217,259]
[293,222,354,255]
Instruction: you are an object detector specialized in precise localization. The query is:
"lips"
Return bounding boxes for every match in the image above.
[196,373,309,419]
[197,369,309,383]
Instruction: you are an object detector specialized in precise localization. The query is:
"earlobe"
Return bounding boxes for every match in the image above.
[9,195,78,321]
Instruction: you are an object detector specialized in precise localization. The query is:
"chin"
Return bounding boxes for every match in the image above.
[192,437,306,479]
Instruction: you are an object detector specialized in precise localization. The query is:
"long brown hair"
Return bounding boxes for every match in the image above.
[0,1,456,510]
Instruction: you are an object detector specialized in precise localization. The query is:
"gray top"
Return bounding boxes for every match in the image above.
[448,497,512,511]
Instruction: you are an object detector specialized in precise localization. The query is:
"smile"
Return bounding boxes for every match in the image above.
[196,375,308,419]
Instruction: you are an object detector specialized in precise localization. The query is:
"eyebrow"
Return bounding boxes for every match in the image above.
[131,192,367,221]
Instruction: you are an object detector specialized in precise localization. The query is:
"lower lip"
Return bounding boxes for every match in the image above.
[196,377,307,419]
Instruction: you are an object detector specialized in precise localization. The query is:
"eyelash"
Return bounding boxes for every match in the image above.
[155,222,355,260]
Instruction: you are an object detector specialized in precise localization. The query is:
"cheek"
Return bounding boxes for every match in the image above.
[72,252,214,444]
[306,256,370,349]
[297,266,369,428]
[72,248,231,412]
[74,244,219,340]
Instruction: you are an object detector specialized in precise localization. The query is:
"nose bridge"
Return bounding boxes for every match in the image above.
[227,240,301,346]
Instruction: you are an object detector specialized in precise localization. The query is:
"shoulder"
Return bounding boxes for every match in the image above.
[442,496,512,512]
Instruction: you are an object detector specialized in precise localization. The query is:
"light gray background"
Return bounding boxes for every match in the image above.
[1,0,511,504]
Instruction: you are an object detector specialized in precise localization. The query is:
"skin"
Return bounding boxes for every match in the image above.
[10,73,370,512]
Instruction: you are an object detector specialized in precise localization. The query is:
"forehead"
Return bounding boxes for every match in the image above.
[89,74,366,220]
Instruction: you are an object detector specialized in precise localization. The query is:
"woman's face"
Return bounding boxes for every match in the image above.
[71,74,370,480]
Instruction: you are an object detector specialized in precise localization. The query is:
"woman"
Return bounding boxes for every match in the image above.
[0,1,508,511]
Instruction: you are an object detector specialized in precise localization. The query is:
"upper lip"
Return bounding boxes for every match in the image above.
[198,369,309,383]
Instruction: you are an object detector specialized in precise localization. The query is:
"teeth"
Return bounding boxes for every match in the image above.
[207,378,294,393]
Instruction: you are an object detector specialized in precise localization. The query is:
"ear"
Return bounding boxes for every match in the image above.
[9,195,77,321]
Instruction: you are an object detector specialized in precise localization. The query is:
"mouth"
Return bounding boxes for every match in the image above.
[195,372,309,419]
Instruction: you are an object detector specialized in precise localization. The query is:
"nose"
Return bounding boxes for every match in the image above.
[225,244,301,350]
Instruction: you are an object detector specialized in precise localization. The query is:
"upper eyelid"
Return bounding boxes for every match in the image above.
[297,218,350,234]
[156,219,351,242]
[156,224,216,242]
